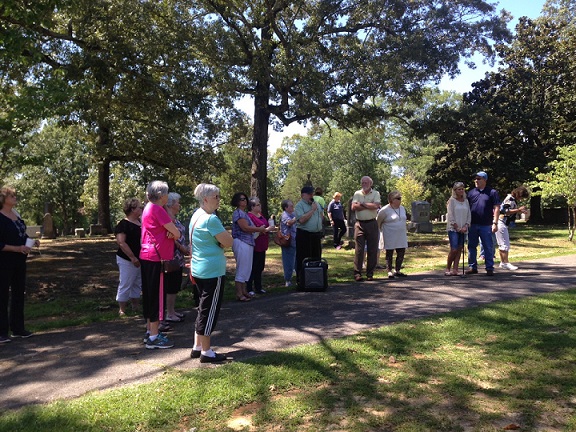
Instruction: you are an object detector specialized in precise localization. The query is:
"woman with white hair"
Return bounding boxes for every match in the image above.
[140,181,181,349]
[163,192,188,322]
[377,191,409,279]
[445,182,471,276]
[189,183,233,363]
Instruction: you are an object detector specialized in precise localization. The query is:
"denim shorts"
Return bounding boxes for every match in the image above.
[448,230,465,249]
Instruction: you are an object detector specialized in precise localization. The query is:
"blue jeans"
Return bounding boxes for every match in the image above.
[468,224,494,271]
[281,245,296,282]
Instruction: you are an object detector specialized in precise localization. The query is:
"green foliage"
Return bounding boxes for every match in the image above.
[186,0,511,213]
[275,124,395,207]
[534,145,576,207]
[0,0,241,229]
[0,80,42,180]
[534,144,576,239]
[81,162,146,228]
[394,174,425,214]
[425,10,576,193]
[6,123,90,233]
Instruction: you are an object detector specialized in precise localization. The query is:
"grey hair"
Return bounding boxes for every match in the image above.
[247,196,260,211]
[388,190,401,202]
[146,181,169,202]
[452,182,465,198]
[194,183,219,201]
[281,199,293,210]
[166,192,181,208]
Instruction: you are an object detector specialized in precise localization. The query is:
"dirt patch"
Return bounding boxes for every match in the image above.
[26,236,119,304]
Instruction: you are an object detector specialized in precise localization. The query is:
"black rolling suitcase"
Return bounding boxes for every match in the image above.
[300,257,328,292]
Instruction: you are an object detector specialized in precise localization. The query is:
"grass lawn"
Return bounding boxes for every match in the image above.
[1,290,576,431]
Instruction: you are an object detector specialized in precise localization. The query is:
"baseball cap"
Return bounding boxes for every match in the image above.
[474,171,488,180]
[301,186,314,194]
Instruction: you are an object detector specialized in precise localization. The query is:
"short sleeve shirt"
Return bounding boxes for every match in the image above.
[232,208,255,246]
[295,199,323,233]
[353,189,381,221]
[467,187,500,226]
[114,219,141,261]
[189,208,227,279]
[139,202,174,261]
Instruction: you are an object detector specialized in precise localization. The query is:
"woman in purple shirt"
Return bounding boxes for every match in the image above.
[231,192,267,301]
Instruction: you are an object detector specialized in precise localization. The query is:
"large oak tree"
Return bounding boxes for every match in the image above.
[425,1,576,197]
[187,0,511,215]
[1,0,237,231]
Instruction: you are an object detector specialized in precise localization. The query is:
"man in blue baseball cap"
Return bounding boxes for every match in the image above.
[466,171,500,276]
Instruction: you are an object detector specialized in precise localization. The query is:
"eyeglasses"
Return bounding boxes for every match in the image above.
[394,197,402,201]
[211,195,221,200]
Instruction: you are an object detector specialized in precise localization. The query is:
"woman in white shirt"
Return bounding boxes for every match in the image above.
[446,182,471,275]
[377,191,409,279]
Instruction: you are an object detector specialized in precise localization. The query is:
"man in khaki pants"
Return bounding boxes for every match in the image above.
[351,176,381,282]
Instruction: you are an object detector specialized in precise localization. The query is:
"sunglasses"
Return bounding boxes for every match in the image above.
[239,197,247,201]
[394,197,402,201]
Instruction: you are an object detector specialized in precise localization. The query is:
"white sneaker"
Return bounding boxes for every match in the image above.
[285,281,292,287]
[499,262,518,270]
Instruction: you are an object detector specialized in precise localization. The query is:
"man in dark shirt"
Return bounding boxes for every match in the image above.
[466,171,500,276]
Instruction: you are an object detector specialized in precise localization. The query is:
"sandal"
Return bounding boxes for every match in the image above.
[159,323,173,332]
[450,271,460,276]
[165,315,184,323]
[444,271,452,276]
[237,295,251,302]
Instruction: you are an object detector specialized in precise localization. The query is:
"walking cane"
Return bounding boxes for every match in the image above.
[461,232,466,277]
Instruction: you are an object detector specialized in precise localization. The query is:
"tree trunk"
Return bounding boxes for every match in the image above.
[527,194,544,224]
[97,158,111,233]
[251,88,271,217]
[96,126,112,233]
[251,24,273,217]
[569,205,575,242]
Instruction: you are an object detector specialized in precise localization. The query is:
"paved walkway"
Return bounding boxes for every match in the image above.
[1,255,575,411]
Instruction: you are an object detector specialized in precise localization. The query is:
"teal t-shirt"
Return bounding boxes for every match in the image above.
[189,208,227,279]
[295,198,323,233]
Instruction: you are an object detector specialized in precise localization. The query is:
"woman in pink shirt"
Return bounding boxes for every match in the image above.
[246,197,276,295]
[140,181,181,349]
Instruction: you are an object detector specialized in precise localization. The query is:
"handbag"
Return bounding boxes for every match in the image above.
[153,243,180,273]
[162,258,181,273]
[273,229,291,247]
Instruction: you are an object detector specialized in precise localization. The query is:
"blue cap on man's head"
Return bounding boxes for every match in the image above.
[301,186,314,194]
[474,171,488,180]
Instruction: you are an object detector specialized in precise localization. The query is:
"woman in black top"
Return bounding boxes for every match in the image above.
[0,186,38,343]
[114,198,143,316]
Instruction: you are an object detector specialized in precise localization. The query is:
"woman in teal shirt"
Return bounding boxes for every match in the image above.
[189,183,233,363]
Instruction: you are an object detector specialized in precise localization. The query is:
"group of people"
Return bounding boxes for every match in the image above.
[123,181,234,362]
[445,171,529,276]
[347,172,529,282]
[351,177,409,282]
[0,171,529,354]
